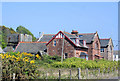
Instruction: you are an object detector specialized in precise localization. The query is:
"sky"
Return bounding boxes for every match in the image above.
[1,2,118,50]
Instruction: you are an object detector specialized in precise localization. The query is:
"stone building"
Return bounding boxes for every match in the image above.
[4,34,32,52]
[71,30,101,60]
[46,31,88,59]
[100,38,113,60]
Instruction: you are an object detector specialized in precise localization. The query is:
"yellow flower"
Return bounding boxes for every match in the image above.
[12,55,15,58]
[25,59,29,62]
[6,55,9,58]
[30,60,35,64]
[36,54,39,58]
[2,56,4,59]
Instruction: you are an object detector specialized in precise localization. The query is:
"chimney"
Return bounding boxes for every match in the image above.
[71,30,78,36]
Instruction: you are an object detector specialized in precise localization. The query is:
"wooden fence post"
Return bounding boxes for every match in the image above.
[86,68,88,79]
[69,69,72,79]
[102,69,105,76]
[13,73,15,81]
[78,68,81,79]
[98,68,100,77]
[46,71,47,79]
[59,69,61,80]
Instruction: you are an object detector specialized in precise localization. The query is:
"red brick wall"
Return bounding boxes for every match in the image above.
[47,38,88,59]
[47,38,75,58]
[86,33,101,60]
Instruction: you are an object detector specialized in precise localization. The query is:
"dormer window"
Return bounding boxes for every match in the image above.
[79,40,86,46]
[83,40,86,46]
[76,38,79,46]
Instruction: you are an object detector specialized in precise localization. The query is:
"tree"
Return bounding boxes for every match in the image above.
[16,25,36,41]
[0,26,17,49]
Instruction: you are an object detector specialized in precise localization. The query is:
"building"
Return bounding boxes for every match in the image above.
[5,34,32,52]
[100,38,113,60]
[46,31,88,59]
[70,30,101,60]
[14,42,47,55]
[38,31,89,60]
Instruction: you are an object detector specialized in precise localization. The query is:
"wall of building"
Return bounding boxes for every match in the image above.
[86,33,101,60]
[47,38,88,59]
[100,39,113,60]
[107,39,113,60]
[100,47,108,60]
[47,38,75,58]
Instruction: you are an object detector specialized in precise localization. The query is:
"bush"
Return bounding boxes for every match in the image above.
[50,57,118,70]
[0,52,40,79]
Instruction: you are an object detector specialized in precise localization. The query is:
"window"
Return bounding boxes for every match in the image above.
[76,39,79,45]
[79,35,83,37]
[64,53,68,59]
[110,46,112,53]
[53,40,56,46]
[101,48,104,52]
[95,42,98,49]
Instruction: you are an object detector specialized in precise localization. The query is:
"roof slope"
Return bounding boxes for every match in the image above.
[39,32,77,42]
[100,39,110,47]
[64,32,77,38]
[39,34,55,42]
[14,42,47,53]
[78,33,95,43]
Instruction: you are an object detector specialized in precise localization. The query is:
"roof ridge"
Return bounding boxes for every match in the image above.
[78,33,95,35]
[100,38,110,40]
[44,34,55,35]
[64,31,76,35]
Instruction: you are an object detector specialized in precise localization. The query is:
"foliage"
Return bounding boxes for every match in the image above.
[36,55,61,67]
[50,57,118,70]
[16,25,36,41]
[0,25,37,49]
[0,26,17,49]
[0,52,41,79]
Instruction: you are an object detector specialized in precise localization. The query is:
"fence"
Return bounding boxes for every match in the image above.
[37,68,118,79]
[1,68,118,79]
[2,67,118,79]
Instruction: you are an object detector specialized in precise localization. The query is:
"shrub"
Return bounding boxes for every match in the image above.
[49,57,118,70]
[0,52,40,79]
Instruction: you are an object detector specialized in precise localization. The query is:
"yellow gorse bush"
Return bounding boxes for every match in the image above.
[1,52,39,79]
[30,60,35,64]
